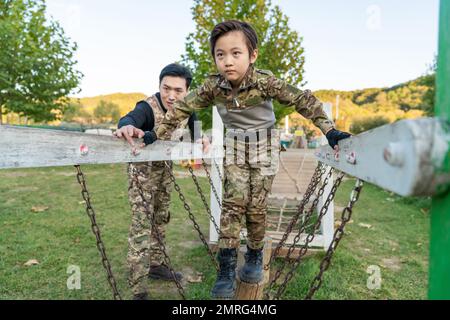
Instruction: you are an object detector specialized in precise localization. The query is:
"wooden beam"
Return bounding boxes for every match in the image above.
[0,125,222,169]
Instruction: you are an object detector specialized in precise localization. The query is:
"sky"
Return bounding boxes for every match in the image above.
[45,0,440,98]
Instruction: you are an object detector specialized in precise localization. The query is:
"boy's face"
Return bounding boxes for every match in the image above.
[214,31,258,87]
[159,76,188,111]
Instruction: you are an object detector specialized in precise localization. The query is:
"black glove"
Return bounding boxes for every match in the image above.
[143,130,157,145]
[325,129,351,149]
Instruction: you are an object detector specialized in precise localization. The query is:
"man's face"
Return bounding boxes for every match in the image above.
[214,31,258,87]
[159,76,188,111]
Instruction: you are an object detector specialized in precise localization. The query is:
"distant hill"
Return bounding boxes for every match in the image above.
[287,74,434,135]
[66,73,434,132]
[70,92,147,116]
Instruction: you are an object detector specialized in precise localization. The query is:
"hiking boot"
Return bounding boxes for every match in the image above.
[211,248,238,299]
[239,246,263,283]
[132,292,150,300]
[149,264,183,282]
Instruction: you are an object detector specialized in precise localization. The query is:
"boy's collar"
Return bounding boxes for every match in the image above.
[218,65,257,91]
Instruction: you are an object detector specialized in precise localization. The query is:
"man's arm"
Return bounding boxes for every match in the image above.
[118,101,154,130]
[156,79,215,140]
[115,101,156,147]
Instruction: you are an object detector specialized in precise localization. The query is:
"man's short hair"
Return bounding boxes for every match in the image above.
[210,20,259,59]
[159,63,193,89]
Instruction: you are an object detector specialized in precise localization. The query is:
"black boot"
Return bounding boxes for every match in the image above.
[239,246,263,283]
[211,248,238,299]
[132,292,150,300]
[149,264,183,282]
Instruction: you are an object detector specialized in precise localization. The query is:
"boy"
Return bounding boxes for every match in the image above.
[146,21,350,299]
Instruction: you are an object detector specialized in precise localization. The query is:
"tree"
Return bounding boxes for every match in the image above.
[0,0,83,124]
[350,116,390,134]
[182,0,306,128]
[420,56,437,116]
[94,100,121,123]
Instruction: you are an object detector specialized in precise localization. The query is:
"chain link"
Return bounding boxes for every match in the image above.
[265,163,325,271]
[74,165,122,300]
[201,159,222,207]
[304,179,364,299]
[187,165,221,236]
[165,162,219,272]
[270,170,346,300]
[265,166,335,298]
[129,163,186,299]
[213,159,224,183]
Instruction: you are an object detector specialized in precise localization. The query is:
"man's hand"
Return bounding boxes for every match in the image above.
[114,125,145,147]
[325,128,351,151]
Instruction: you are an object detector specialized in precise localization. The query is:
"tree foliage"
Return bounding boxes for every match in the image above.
[349,116,390,134]
[93,100,121,123]
[0,0,82,124]
[182,0,306,128]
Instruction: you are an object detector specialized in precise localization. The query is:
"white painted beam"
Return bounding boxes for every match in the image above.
[209,107,224,244]
[315,118,450,196]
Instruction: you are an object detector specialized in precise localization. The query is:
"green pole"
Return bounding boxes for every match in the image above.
[429,0,450,300]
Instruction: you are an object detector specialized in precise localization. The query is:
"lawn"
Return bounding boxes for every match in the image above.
[0,164,431,300]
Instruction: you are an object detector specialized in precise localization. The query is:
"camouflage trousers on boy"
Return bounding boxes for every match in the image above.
[219,129,280,250]
[126,161,173,295]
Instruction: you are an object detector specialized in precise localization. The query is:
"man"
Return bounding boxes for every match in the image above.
[115,63,200,300]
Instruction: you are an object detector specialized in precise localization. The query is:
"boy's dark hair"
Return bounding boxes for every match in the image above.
[210,20,258,59]
[159,63,193,89]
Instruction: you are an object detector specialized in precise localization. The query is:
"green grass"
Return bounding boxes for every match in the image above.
[0,165,430,300]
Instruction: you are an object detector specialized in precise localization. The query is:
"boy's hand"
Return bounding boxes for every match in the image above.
[196,136,211,154]
[325,128,351,151]
[114,125,145,147]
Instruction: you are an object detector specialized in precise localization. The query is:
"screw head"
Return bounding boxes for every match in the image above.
[80,144,89,156]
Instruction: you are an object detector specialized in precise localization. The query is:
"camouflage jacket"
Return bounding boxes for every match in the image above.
[156,66,334,139]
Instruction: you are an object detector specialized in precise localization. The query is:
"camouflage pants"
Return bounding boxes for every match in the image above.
[126,161,173,295]
[219,129,280,250]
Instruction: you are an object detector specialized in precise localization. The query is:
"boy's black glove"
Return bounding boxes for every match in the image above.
[325,128,351,149]
[143,130,157,145]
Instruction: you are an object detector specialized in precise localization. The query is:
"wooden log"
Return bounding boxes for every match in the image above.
[235,237,272,300]
[0,125,222,169]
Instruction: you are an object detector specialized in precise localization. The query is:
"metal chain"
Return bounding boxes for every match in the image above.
[265,166,335,298]
[74,165,122,300]
[129,164,186,299]
[213,159,224,183]
[201,159,222,207]
[272,171,346,300]
[165,162,219,272]
[304,179,364,300]
[187,165,221,236]
[265,163,325,271]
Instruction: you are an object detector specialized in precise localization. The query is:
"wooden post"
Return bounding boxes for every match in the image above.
[235,237,272,300]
